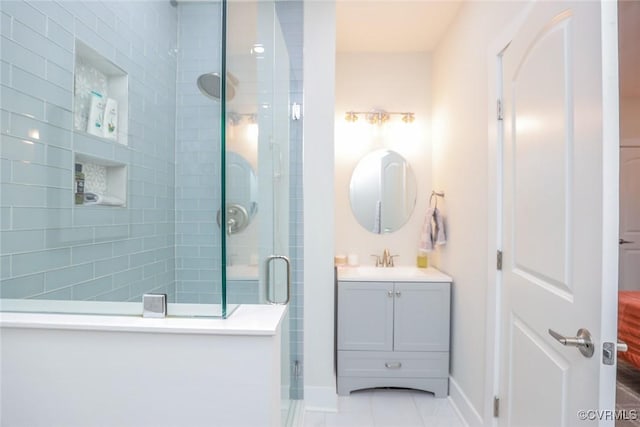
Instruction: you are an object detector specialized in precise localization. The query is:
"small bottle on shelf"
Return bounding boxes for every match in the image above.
[417,252,428,268]
[75,163,85,205]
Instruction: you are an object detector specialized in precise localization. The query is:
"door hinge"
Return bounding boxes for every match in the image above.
[493,396,500,417]
[497,250,503,271]
[497,99,504,121]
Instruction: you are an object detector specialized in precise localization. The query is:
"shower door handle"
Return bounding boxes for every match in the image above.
[265,255,291,305]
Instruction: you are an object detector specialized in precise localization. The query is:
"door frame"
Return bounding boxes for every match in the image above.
[484,4,533,426]
[484,2,620,426]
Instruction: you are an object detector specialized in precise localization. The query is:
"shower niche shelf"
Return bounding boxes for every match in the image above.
[74,153,127,208]
[74,40,128,146]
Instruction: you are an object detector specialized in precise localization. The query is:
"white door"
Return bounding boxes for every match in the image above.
[500,2,619,426]
[620,147,640,291]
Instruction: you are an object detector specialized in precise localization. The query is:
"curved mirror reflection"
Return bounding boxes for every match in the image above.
[349,149,417,234]
[219,151,258,234]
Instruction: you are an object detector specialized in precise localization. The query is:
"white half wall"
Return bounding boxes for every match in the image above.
[303,0,338,412]
[1,306,285,427]
[430,1,527,425]
[335,53,432,268]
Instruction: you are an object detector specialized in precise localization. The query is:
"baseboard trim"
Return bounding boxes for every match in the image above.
[303,386,338,412]
[449,377,484,427]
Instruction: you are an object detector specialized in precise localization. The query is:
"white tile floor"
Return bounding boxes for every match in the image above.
[302,388,466,427]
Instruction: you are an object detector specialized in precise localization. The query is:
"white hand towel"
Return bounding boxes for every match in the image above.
[434,207,446,245]
[419,207,435,252]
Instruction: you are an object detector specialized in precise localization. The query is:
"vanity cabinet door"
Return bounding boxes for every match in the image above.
[393,282,450,352]
[338,281,394,351]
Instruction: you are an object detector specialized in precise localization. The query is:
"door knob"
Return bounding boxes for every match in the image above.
[548,328,594,358]
[620,238,635,245]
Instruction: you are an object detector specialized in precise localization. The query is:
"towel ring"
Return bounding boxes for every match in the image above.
[430,191,445,209]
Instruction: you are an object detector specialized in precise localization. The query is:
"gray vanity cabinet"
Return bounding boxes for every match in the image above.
[337,280,451,397]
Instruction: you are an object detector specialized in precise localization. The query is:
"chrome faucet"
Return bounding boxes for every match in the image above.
[371,249,398,267]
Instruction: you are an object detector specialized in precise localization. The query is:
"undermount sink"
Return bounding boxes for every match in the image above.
[337,265,452,282]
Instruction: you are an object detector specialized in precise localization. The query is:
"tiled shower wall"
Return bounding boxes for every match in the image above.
[0,1,178,301]
[276,0,304,400]
[174,2,222,304]
[0,3,303,393]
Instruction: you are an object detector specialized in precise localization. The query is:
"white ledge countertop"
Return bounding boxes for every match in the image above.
[337,266,453,282]
[0,304,287,336]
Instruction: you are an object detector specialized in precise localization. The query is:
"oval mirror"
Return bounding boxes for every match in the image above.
[349,149,417,234]
[218,152,258,234]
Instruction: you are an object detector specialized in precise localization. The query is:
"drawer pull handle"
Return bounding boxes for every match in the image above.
[384,362,402,369]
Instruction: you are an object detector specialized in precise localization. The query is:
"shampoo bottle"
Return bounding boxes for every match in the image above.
[103,98,118,141]
[87,91,106,137]
[75,163,85,205]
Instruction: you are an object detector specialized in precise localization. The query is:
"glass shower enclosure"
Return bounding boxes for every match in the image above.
[0,0,301,423]
[224,0,300,422]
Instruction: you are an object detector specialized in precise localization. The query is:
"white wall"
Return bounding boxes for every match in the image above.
[335,53,432,267]
[303,0,337,412]
[431,2,527,425]
[621,96,640,145]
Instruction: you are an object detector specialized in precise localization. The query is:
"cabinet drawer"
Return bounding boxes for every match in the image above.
[338,351,448,378]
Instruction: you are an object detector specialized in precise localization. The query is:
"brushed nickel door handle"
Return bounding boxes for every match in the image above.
[548,328,594,358]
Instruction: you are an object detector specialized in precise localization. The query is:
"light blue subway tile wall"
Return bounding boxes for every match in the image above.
[175,2,223,304]
[276,0,304,400]
[0,1,177,302]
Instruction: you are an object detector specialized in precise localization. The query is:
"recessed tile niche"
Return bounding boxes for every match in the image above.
[73,40,128,146]
[74,154,127,207]
[73,40,129,207]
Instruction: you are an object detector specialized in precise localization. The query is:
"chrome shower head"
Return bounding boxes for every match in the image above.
[196,72,238,101]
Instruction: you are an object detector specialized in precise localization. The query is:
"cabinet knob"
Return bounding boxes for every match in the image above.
[384,362,402,369]
[395,291,401,297]
[387,290,393,297]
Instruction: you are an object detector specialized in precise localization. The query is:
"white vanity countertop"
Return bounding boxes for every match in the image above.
[337,266,452,282]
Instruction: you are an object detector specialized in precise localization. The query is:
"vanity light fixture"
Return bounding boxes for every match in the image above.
[344,110,415,125]
[366,110,389,125]
[345,111,359,122]
[402,113,415,123]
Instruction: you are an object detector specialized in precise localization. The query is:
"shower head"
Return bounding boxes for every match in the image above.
[197,72,238,101]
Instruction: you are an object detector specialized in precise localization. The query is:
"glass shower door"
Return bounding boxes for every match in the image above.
[223,0,293,424]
